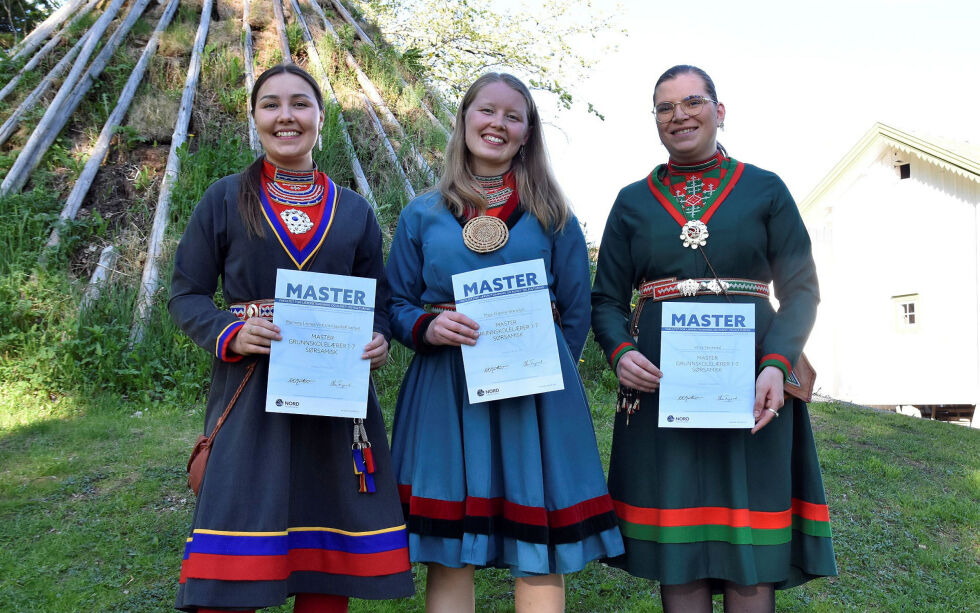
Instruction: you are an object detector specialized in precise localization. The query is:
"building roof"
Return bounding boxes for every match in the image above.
[799,122,980,213]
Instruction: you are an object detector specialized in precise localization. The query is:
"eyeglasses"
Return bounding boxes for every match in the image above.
[652,95,717,124]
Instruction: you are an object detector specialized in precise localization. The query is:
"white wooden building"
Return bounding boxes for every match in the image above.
[799,123,980,425]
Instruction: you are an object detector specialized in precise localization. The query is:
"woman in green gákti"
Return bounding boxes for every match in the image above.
[591,65,837,612]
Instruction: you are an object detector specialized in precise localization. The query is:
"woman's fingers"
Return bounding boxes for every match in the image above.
[363,332,388,370]
[751,366,785,434]
[425,311,480,346]
[616,351,662,392]
[230,317,281,355]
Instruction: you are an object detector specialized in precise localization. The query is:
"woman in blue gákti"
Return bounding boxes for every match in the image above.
[386,72,624,612]
[591,64,837,612]
[169,64,413,613]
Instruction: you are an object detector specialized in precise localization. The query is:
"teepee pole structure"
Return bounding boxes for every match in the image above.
[7,0,86,62]
[0,26,94,147]
[0,0,100,103]
[45,0,181,252]
[288,0,375,210]
[271,0,292,63]
[307,0,434,186]
[132,0,214,342]
[1,0,153,197]
[291,0,414,197]
[81,245,119,309]
[0,0,129,197]
[242,0,262,153]
[329,0,452,137]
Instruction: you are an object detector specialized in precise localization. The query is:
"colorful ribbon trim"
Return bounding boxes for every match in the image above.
[259,175,338,270]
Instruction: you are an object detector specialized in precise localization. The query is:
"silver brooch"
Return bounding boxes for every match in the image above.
[680,219,709,249]
[678,278,700,297]
[705,279,730,294]
[281,208,313,234]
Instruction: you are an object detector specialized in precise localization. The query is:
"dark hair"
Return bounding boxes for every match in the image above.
[653,64,727,157]
[238,64,324,238]
[439,72,570,230]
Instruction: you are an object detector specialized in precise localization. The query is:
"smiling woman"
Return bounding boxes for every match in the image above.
[168,64,414,612]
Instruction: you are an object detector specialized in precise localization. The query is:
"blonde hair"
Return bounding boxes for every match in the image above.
[439,73,570,231]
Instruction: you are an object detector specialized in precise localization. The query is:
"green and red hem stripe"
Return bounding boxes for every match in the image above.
[613,498,831,545]
[759,353,791,379]
[398,484,618,545]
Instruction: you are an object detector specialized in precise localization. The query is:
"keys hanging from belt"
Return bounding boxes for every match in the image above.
[351,418,375,493]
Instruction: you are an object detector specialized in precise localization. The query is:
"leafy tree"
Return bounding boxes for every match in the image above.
[352,0,622,116]
[0,0,56,42]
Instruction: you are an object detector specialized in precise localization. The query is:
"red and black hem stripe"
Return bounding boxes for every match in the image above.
[398,485,618,545]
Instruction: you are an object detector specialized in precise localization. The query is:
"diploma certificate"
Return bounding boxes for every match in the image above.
[266,269,375,418]
[658,302,756,428]
[452,259,564,404]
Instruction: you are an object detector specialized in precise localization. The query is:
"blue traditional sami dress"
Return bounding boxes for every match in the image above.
[169,162,413,610]
[386,181,624,577]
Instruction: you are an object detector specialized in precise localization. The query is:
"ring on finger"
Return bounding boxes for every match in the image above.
[766,408,779,418]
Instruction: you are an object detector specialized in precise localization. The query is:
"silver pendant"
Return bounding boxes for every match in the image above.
[680,219,708,249]
[281,208,313,234]
[678,278,700,297]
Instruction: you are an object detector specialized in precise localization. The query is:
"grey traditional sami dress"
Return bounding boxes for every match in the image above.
[591,153,837,588]
[169,166,413,611]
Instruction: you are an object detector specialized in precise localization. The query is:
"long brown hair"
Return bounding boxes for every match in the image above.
[238,64,324,238]
[439,73,570,231]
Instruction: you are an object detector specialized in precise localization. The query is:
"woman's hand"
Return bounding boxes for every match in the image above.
[362,332,389,370]
[229,317,282,356]
[424,311,480,346]
[615,350,662,393]
[751,366,785,434]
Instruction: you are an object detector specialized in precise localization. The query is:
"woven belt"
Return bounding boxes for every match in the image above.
[639,277,770,301]
[427,301,562,324]
[229,299,275,320]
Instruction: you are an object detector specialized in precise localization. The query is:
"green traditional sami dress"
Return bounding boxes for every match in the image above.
[591,152,837,588]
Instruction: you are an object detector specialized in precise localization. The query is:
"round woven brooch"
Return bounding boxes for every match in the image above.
[462,215,508,253]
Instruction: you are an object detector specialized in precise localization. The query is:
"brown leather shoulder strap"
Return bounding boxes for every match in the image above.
[206,362,256,445]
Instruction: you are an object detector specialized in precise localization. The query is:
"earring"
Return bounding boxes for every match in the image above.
[519,145,526,162]
[718,121,725,130]
[317,133,323,151]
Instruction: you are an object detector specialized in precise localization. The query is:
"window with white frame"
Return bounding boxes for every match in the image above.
[892,294,919,330]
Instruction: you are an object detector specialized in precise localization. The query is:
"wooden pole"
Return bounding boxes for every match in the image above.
[80,245,119,309]
[288,0,376,211]
[7,0,86,63]
[0,0,129,197]
[242,0,262,153]
[131,0,214,343]
[271,0,292,63]
[0,27,94,147]
[307,0,434,186]
[329,0,453,136]
[45,0,181,252]
[291,0,414,196]
[0,0,100,103]
[0,0,154,197]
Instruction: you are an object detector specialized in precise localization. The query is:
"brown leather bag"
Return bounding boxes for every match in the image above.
[187,362,256,496]
[784,352,815,403]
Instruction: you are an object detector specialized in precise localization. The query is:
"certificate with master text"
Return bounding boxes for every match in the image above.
[266,269,375,418]
[658,302,756,428]
[452,259,564,404]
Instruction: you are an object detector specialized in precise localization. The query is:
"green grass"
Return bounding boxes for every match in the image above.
[2,379,978,611]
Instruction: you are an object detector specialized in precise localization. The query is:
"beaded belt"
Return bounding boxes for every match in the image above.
[427,301,562,324]
[229,299,275,320]
[638,277,770,301]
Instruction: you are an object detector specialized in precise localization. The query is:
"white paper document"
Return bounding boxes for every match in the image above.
[452,259,564,404]
[266,269,375,418]
[658,302,756,428]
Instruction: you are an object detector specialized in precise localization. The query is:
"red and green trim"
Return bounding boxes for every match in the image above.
[646,158,744,227]
[411,313,436,349]
[760,353,791,380]
[613,498,831,546]
[609,342,637,370]
[179,525,410,583]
